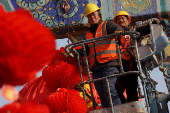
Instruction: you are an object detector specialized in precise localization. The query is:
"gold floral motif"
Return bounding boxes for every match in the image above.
[118,0,151,13]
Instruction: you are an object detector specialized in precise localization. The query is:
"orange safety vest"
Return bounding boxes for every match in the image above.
[85,21,118,67]
[120,26,133,61]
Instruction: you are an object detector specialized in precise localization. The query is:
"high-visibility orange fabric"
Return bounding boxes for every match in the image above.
[86,21,118,67]
[123,90,143,102]
[120,26,133,61]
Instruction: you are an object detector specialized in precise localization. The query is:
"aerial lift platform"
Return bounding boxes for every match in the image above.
[64,18,170,113]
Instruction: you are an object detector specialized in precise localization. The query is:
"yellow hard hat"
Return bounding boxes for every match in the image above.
[113,11,131,23]
[85,3,100,16]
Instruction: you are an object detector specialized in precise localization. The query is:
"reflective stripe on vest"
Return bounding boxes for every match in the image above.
[86,21,118,67]
[120,26,133,61]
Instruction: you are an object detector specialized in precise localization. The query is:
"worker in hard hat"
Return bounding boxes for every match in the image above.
[77,3,124,108]
[113,11,139,103]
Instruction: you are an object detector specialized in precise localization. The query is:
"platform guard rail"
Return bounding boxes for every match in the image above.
[64,18,170,113]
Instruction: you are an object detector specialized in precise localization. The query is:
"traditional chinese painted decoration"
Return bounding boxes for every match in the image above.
[117,0,152,13]
[11,0,90,27]
[6,0,102,34]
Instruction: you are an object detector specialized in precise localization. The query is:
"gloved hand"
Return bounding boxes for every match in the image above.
[61,50,75,58]
[61,51,69,58]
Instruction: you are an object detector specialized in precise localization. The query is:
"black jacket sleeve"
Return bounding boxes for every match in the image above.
[135,24,150,37]
[76,45,89,56]
[106,20,124,34]
[106,20,124,45]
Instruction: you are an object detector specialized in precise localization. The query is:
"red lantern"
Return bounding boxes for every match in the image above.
[42,61,80,92]
[18,102,50,113]
[16,76,52,104]
[0,102,50,113]
[46,88,87,113]
[0,5,56,87]
[49,48,67,65]
[0,102,21,113]
[42,61,88,92]
[49,47,84,72]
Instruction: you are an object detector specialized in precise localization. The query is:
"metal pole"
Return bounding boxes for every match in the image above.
[105,78,114,113]
[76,55,87,103]
[115,38,124,73]
[82,44,96,110]
[134,38,150,112]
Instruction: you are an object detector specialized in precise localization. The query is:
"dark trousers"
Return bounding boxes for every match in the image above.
[92,67,121,108]
[115,59,138,103]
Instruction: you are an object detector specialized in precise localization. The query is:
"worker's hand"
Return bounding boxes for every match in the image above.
[61,51,69,58]
[61,51,75,58]
[115,30,122,33]
[114,30,122,39]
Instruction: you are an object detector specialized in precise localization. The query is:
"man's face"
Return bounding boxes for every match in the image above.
[116,15,130,28]
[87,11,101,25]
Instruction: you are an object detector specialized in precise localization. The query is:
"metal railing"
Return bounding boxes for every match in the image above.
[64,19,170,113]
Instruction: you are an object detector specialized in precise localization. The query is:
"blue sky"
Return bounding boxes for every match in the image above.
[0,39,169,110]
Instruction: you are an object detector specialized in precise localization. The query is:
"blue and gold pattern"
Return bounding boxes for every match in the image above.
[11,0,91,27]
[115,0,158,18]
[8,0,100,28]
[117,0,152,14]
[5,0,170,34]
